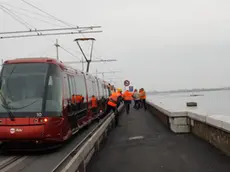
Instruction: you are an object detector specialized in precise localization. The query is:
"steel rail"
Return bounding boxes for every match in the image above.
[51,112,113,172]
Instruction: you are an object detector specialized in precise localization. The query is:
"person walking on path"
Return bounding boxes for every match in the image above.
[116,88,123,108]
[122,89,133,114]
[132,89,140,110]
[140,88,147,111]
[103,89,121,127]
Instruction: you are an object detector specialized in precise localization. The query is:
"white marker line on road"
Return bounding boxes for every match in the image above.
[128,136,144,140]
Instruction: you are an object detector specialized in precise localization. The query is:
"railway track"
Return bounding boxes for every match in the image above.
[0,156,27,172]
[0,122,98,172]
[0,105,124,172]
[52,104,124,172]
[51,113,112,172]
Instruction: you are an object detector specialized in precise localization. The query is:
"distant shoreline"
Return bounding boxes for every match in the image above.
[147,87,230,94]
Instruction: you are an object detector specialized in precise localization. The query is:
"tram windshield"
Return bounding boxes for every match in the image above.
[0,63,62,117]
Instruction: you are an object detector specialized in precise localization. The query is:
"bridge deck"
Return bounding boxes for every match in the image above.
[87,107,230,172]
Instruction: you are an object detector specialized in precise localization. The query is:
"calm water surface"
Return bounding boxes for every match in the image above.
[147,90,230,116]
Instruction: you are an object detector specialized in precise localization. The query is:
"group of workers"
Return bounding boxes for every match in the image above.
[70,86,146,127]
[105,87,147,127]
[88,87,147,127]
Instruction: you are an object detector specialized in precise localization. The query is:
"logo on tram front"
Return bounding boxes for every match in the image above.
[10,128,15,134]
[10,128,23,134]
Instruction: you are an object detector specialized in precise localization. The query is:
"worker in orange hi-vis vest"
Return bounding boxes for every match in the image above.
[75,94,83,110]
[139,88,147,111]
[103,90,121,127]
[122,89,133,114]
[91,95,98,118]
[116,88,123,108]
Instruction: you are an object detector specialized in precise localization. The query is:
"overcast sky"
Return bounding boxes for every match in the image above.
[0,0,230,91]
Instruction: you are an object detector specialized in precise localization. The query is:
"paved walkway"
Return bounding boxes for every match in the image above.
[87,107,230,172]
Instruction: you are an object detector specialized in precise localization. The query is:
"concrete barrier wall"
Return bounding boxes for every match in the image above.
[147,103,170,128]
[61,104,125,172]
[147,101,230,156]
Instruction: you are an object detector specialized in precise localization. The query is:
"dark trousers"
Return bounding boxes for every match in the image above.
[141,99,147,110]
[134,100,140,110]
[124,100,131,114]
[92,107,98,117]
[104,104,119,126]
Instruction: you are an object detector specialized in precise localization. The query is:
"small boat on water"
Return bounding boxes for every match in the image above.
[186,102,197,107]
[190,94,204,97]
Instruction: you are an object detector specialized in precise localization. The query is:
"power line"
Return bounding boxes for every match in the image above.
[59,45,81,61]
[0,26,101,35]
[0,5,33,29]
[21,0,75,27]
[20,0,99,54]
[64,59,117,64]
[8,8,65,28]
[0,30,102,39]
[1,2,62,22]
[93,71,121,74]
[92,71,121,80]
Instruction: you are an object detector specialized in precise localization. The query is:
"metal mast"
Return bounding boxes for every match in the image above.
[54,39,59,60]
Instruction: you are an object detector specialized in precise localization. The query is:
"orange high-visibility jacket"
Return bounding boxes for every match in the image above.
[92,96,98,108]
[122,91,133,101]
[108,92,119,107]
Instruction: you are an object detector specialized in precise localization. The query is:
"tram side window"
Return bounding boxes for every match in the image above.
[107,86,111,96]
[74,74,87,102]
[94,80,100,98]
[92,80,98,97]
[104,84,108,98]
[45,64,62,113]
[66,75,71,97]
[67,75,74,96]
[100,83,104,98]
[63,73,70,99]
[70,76,77,93]
[98,81,103,98]
[86,78,93,98]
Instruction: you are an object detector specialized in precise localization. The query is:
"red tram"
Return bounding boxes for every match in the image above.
[0,57,114,145]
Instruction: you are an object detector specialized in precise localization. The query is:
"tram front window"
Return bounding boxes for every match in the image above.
[0,63,62,117]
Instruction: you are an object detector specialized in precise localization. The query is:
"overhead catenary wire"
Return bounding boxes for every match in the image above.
[30,44,55,57]
[7,8,65,28]
[0,1,102,69]
[2,0,93,46]
[0,26,101,35]
[59,45,81,61]
[20,0,99,53]
[0,30,102,39]
[1,2,64,23]
[0,5,34,30]
[21,0,75,27]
